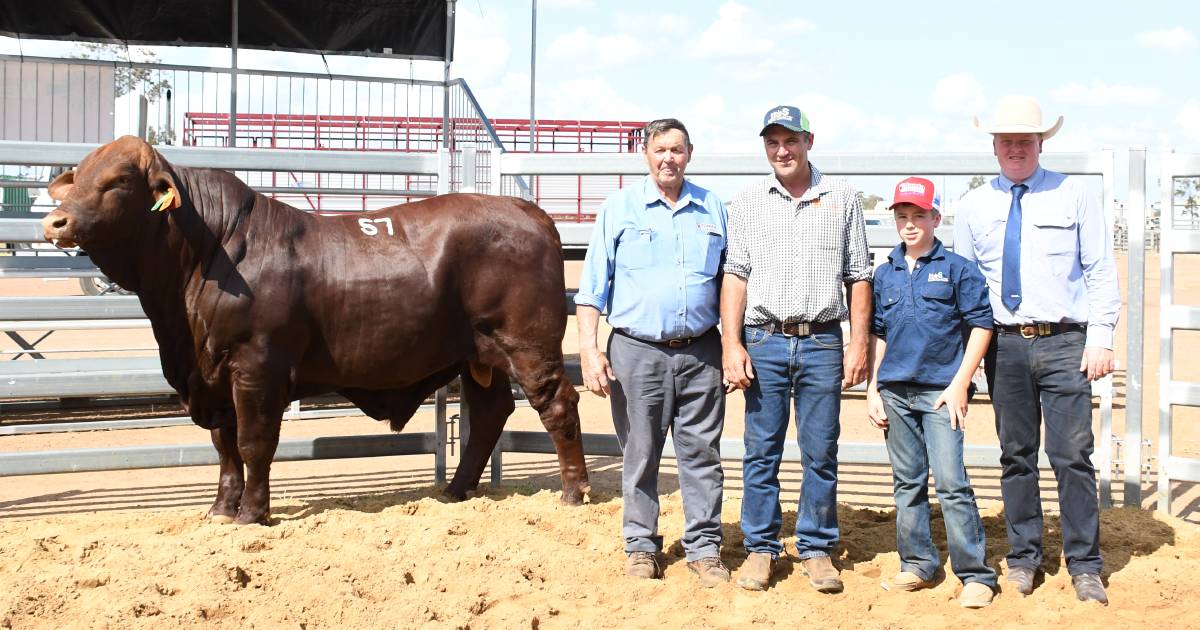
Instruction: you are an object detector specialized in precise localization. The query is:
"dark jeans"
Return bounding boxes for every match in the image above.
[985,329,1102,576]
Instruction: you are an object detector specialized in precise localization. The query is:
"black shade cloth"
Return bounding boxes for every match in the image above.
[0,0,448,60]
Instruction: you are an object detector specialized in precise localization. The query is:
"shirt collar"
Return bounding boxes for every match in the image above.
[886,238,947,269]
[995,166,1047,193]
[642,175,696,210]
[764,163,826,202]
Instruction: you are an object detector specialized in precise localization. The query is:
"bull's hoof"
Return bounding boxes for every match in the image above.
[234,511,270,526]
[441,487,469,503]
[208,513,236,524]
[560,483,592,506]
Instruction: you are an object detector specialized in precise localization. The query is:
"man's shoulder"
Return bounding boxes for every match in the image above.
[943,250,984,278]
[684,179,724,206]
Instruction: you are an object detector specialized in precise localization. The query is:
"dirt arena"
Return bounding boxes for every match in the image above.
[2,254,1199,628]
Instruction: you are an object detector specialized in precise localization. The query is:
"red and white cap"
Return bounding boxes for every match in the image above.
[888,176,941,212]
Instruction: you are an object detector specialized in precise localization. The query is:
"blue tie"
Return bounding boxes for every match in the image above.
[1001,184,1027,312]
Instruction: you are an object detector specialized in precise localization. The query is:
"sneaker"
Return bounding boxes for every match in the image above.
[959,582,995,608]
[800,556,844,593]
[625,551,660,579]
[1072,573,1108,605]
[1005,566,1037,596]
[687,556,731,588]
[888,571,933,592]
[735,552,773,591]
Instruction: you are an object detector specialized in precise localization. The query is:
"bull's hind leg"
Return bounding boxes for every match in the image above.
[445,369,516,500]
[504,344,590,505]
[208,422,245,522]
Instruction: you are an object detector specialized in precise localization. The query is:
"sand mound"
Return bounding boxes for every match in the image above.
[1,487,1196,629]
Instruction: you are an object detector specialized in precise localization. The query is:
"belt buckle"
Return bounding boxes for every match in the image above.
[666,338,688,348]
[1037,323,1052,337]
[1020,325,1037,339]
[795,322,812,336]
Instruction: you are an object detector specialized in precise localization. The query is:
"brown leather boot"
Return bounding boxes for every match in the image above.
[625,551,660,579]
[800,556,843,593]
[687,556,731,588]
[736,552,773,591]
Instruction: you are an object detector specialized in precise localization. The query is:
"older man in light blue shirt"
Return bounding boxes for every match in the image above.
[575,118,729,588]
[955,96,1118,605]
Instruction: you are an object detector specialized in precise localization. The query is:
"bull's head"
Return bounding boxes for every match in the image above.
[43,135,181,251]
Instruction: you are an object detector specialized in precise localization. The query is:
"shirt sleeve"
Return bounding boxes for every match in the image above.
[722,193,751,278]
[1074,180,1121,348]
[574,197,617,311]
[870,267,887,337]
[956,260,994,330]
[843,188,872,282]
[952,201,977,263]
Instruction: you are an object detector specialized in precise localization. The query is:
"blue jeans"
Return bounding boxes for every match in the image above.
[985,329,1102,576]
[880,383,997,586]
[740,324,843,559]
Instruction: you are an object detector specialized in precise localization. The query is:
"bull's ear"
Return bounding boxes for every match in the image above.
[147,150,182,211]
[47,170,75,201]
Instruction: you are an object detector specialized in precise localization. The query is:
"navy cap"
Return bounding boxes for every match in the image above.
[759,105,811,136]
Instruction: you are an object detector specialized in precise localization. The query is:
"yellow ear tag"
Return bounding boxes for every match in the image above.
[149,189,175,212]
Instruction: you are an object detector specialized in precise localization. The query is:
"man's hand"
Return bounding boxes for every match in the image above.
[580,346,616,397]
[723,343,755,392]
[866,389,888,429]
[842,341,869,390]
[934,383,970,430]
[1080,346,1114,382]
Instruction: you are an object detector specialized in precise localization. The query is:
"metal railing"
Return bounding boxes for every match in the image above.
[1157,151,1200,514]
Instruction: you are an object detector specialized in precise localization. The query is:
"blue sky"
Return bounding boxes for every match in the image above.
[2,0,1196,202]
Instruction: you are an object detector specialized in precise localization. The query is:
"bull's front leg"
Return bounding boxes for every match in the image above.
[208,423,245,522]
[229,368,287,525]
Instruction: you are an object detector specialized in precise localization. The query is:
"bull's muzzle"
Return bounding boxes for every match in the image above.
[42,209,78,249]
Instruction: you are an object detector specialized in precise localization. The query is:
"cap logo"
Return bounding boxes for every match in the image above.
[898,182,926,195]
[768,108,792,124]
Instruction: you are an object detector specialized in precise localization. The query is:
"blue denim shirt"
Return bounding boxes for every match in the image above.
[575,176,727,341]
[872,239,993,388]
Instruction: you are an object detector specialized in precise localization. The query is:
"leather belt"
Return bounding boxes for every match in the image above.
[613,327,713,348]
[995,322,1086,339]
[757,320,840,337]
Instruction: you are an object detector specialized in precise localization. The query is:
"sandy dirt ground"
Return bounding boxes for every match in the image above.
[2,254,1199,628]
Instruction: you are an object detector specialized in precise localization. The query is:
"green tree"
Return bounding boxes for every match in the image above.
[961,175,987,198]
[861,194,884,211]
[1176,177,1200,225]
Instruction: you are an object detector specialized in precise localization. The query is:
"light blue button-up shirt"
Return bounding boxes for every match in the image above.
[954,167,1120,348]
[575,176,727,341]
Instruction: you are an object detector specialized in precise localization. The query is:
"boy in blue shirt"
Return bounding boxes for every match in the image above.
[866,177,998,608]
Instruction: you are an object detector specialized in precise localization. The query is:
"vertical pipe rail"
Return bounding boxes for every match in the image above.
[1157,154,1177,513]
[530,0,537,154]
[228,0,239,147]
[1124,147,1147,506]
[442,0,456,150]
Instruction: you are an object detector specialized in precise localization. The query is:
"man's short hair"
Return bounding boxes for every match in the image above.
[643,118,692,149]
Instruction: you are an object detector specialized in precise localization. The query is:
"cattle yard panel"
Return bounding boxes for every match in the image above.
[1157,152,1200,515]
[0,148,1142,512]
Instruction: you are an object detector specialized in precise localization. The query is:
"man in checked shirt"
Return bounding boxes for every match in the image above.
[721,105,872,592]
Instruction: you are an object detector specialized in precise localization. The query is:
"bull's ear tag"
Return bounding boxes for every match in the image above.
[150,188,177,212]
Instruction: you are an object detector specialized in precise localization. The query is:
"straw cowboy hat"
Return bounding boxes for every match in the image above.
[973,95,1063,140]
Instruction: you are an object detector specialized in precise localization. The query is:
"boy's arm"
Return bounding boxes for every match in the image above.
[866,334,888,429]
[935,326,993,429]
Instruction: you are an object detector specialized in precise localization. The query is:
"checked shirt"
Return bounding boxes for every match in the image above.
[724,164,871,326]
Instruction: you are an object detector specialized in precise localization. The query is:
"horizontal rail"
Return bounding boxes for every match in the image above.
[0,319,149,331]
[0,405,409,436]
[1164,230,1200,254]
[0,432,438,476]
[498,151,1114,177]
[1165,456,1200,484]
[1167,381,1200,407]
[0,142,444,175]
[0,296,144,320]
[1165,305,1200,331]
[497,431,1052,470]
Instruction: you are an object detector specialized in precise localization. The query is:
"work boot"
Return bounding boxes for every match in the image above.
[959,582,995,608]
[625,551,660,579]
[1005,566,1037,596]
[736,552,773,591]
[1072,574,1108,605]
[888,571,933,591]
[687,556,731,588]
[800,556,844,593]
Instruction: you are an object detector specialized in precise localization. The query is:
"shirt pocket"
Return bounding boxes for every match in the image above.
[919,282,956,319]
[1029,211,1077,257]
[694,229,724,276]
[616,227,653,270]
